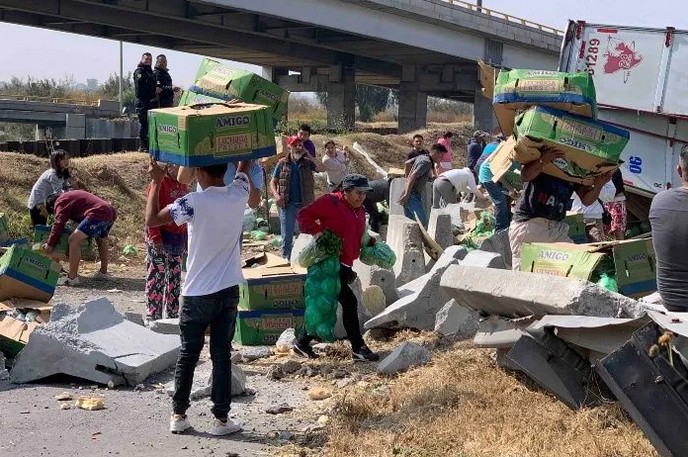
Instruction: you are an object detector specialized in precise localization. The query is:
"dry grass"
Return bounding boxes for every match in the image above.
[319,341,656,457]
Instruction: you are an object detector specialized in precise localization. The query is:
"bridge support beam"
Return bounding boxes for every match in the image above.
[473,85,497,133]
[398,66,427,133]
[326,66,355,131]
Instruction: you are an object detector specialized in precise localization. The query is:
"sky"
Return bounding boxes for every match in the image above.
[0,0,686,87]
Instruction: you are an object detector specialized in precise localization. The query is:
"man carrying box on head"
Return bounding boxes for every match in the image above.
[44,190,117,286]
[145,158,250,436]
[508,145,613,271]
[270,135,324,259]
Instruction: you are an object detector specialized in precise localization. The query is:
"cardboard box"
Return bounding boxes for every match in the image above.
[520,239,656,298]
[564,212,587,244]
[33,225,96,261]
[177,89,226,107]
[0,245,61,302]
[0,299,51,356]
[487,109,625,186]
[191,58,289,122]
[233,308,305,346]
[148,102,277,167]
[239,253,306,311]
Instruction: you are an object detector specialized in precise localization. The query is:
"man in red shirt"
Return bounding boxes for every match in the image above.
[44,190,117,286]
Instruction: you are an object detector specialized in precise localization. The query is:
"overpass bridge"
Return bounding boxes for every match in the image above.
[0,0,563,132]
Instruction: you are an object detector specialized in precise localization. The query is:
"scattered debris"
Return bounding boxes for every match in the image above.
[308,387,332,401]
[275,328,296,354]
[265,403,294,415]
[54,392,73,401]
[75,397,105,411]
[378,341,431,375]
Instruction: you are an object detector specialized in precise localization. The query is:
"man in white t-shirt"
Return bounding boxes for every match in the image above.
[145,158,249,437]
[432,167,484,208]
[322,140,350,191]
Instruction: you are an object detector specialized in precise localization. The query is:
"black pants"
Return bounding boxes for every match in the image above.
[298,265,364,350]
[135,99,149,145]
[172,285,239,419]
[363,199,382,233]
[29,206,47,227]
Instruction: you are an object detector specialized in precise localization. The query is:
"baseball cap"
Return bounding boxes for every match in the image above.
[473,130,486,138]
[287,135,302,147]
[341,174,373,192]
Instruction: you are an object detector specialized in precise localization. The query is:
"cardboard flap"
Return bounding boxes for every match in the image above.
[488,136,520,184]
[478,60,496,100]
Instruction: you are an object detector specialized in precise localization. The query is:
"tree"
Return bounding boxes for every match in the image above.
[99,72,135,113]
[316,84,391,122]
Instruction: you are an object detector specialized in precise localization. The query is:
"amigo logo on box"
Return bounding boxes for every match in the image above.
[215,116,250,129]
[525,70,559,77]
[20,255,48,273]
[537,250,570,262]
[559,137,595,153]
[257,89,279,105]
[158,124,177,135]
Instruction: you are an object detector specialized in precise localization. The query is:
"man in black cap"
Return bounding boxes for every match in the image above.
[134,52,158,152]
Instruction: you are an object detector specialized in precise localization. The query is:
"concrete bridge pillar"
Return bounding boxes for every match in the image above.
[326,65,355,130]
[473,83,498,133]
[398,65,427,133]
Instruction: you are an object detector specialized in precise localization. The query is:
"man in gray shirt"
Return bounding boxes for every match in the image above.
[398,144,444,228]
[649,147,688,311]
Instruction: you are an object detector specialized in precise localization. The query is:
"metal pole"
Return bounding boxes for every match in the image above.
[119,41,123,114]
[477,0,482,12]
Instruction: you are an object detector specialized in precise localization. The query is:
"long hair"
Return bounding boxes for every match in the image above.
[50,149,70,180]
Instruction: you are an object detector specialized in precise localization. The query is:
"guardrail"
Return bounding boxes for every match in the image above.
[0,94,101,107]
[442,0,564,36]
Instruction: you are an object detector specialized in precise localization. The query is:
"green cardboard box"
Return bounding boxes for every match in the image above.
[0,245,61,302]
[33,225,96,261]
[564,212,587,244]
[0,300,51,357]
[148,102,277,167]
[520,239,656,298]
[239,253,306,311]
[493,68,597,135]
[177,89,226,107]
[233,309,305,346]
[191,58,289,122]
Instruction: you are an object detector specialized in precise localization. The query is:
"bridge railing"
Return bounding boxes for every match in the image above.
[0,94,101,107]
[442,0,564,36]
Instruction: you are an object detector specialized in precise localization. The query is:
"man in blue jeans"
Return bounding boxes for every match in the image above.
[478,137,518,231]
[145,157,249,436]
[270,135,323,259]
[398,144,445,228]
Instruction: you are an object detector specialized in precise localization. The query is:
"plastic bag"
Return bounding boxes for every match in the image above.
[250,230,268,241]
[360,242,396,269]
[243,208,257,232]
[597,273,619,293]
[297,230,342,269]
[304,256,341,342]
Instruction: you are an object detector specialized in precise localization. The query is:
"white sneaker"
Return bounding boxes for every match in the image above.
[169,414,191,434]
[57,276,80,286]
[92,271,112,281]
[208,418,242,436]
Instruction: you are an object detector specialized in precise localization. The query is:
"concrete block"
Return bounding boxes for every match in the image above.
[427,208,454,249]
[148,318,180,335]
[124,312,145,326]
[289,234,313,268]
[440,265,644,319]
[473,315,538,348]
[365,248,462,330]
[436,203,466,234]
[165,363,246,399]
[479,229,512,270]
[434,299,479,340]
[461,250,507,269]
[353,260,398,305]
[239,346,272,362]
[10,298,180,386]
[387,215,425,285]
[377,341,431,375]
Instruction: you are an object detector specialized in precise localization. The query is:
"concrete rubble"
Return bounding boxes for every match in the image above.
[362,285,387,317]
[434,299,479,340]
[427,208,455,250]
[353,259,398,305]
[377,341,431,375]
[148,318,181,335]
[365,246,474,331]
[10,297,181,386]
[440,265,644,319]
[479,229,513,270]
[165,363,246,399]
[460,250,507,270]
[387,215,426,285]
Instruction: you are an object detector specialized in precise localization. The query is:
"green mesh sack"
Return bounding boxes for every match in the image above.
[360,242,396,269]
[304,256,341,342]
[297,230,342,268]
[597,272,619,293]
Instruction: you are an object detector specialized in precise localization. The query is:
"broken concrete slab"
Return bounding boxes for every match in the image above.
[289,234,313,268]
[10,298,180,386]
[240,346,273,362]
[148,318,180,335]
[434,299,479,340]
[352,260,398,305]
[377,341,431,375]
[124,312,144,326]
[527,315,651,355]
[386,215,425,286]
[427,208,454,250]
[473,315,539,348]
[165,363,246,399]
[479,229,512,270]
[440,265,644,319]
[365,248,463,331]
[461,250,507,270]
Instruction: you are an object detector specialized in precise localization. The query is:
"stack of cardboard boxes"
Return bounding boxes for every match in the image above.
[234,253,306,346]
